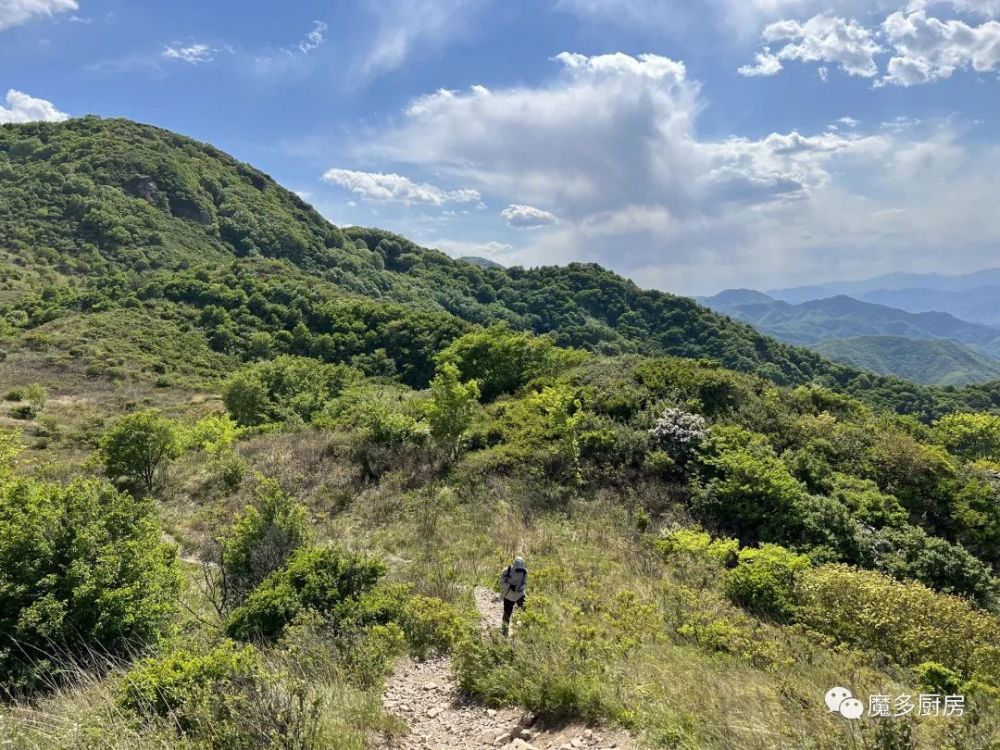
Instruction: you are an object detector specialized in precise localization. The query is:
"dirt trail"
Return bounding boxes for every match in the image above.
[377,587,635,750]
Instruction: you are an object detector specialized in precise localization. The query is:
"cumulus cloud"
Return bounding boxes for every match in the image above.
[0,89,68,123]
[162,43,221,65]
[0,0,76,31]
[358,0,486,77]
[335,50,1000,292]
[881,10,1000,85]
[501,204,559,228]
[739,15,884,78]
[322,168,480,205]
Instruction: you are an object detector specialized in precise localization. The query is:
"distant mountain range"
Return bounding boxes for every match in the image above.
[699,288,1000,385]
[768,268,1000,326]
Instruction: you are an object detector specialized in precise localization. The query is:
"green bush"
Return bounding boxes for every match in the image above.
[399,595,465,660]
[223,356,359,426]
[226,546,386,641]
[437,324,577,401]
[915,661,963,695]
[119,642,262,719]
[0,471,180,694]
[724,544,810,622]
[100,409,182,491]
[796,564,1000,683]
[220,478,310,611]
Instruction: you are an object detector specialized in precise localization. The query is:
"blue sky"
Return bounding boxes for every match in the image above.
[4,0,1000,294]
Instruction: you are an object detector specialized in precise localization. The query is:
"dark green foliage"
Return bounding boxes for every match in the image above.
[220,478,310,611]
[226,546,386,641]
[223,356,359,426]
[0,469,180,693]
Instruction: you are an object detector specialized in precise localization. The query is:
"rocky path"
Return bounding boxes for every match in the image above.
[377,587,635,750]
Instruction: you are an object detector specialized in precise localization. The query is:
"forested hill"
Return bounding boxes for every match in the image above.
[3,116,1000,418]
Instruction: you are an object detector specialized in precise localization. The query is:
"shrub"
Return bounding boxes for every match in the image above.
[183,414,238,453]
[119,641,325,747]
[656,527,738,567]
[437,324,575,401]
[223,356,359,426]
[100,410,182,491]
[119,642,262,719]
[724,544,810,622]
[795,564,1000,683]
[648,407,707,463]
[399,595,465,660]
[226,546,386,641]
[424,362,480,459]
[219,478,310,612]
[0,474,180,694]
[935,412,1000,461]
[915,661,963,695]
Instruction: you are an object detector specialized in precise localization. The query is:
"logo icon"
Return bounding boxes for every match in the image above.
[825,686,863,720]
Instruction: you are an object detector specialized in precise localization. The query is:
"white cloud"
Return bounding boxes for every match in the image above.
[321,168,480,205]
[358,0,485,77]
[907,0,1000,18]
[341,50,1000,293]
[162,43,220,65]
[501,204,559,228]
[0,0,76,31]
[881,10,1000,85]
[0,89,68,123]
[297,20,326,54]
[740,15,884,78]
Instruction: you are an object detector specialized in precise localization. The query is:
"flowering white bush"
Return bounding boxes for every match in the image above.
[649,407,707,459]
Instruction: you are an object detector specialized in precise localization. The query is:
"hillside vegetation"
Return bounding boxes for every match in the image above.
[0,118,999,749]
[815,336,1000,386]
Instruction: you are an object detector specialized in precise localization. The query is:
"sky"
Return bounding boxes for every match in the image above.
[4,0,1000,295]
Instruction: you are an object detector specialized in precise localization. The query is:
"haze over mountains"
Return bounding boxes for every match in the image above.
[700,283,1000,385]
[768,269,1000,327]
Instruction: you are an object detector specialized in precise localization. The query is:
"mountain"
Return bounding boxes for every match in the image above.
[2,118,999,750]
[769,267,1000,303]
[457,255,505,269]
[853,287,1000,327]
[4,117,1000,424]
[700,289,1000,358]
[815,335,1000,386]
[768,269,1000,326]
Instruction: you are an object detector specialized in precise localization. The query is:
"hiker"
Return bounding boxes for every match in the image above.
[499,556,527,635]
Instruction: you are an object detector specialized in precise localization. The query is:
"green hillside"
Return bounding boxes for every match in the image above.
[1,118,999,749]
[5,118,1000,420]
[817,336,1000,386]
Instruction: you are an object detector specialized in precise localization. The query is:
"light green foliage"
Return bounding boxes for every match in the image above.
[437,324,579,401]
[182,414,238,453]
[529,385,584,483]
[100,410,182,491]
[656,527,738,567]
[724,544,811,621]
[0,467,180,693]
[220,478,310,610]
[118,642,262,719]
[935,412,1000,461]
[226,546,387,641]
[398,595,465,660]
[424,362,480,458]
[796,564,1000,683]
[915,661,963,695]
[223,356,359,426]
